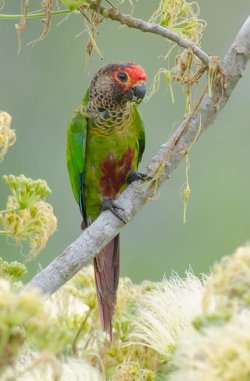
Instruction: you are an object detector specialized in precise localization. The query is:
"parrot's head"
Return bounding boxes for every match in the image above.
[88,63,147,113]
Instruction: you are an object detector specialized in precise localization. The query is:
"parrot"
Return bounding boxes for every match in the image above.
[66,62,147,339]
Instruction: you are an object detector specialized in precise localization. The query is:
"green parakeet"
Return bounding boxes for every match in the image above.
[66,62,147,339]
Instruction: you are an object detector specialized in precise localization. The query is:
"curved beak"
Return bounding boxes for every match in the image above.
[132,84,146,102]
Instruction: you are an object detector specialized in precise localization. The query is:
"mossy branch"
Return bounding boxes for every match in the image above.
[0,9,71,19]
[90,2,211,66]
[28,16,250,295]
[0,1,210,65]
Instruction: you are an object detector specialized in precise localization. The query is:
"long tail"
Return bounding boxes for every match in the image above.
[94,234,120,340]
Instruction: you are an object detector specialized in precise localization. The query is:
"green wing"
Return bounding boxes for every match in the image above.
[66,91,89,224]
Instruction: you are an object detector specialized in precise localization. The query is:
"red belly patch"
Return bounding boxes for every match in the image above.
[100,147,134,197]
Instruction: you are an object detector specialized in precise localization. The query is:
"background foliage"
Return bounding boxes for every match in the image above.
[0,1,249,282]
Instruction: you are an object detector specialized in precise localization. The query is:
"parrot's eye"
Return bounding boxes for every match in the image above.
[117,71,128,82]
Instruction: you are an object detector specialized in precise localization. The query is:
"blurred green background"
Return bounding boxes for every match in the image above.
[0,1,249,283]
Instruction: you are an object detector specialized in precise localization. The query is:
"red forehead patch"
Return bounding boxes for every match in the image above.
[111,64,146,86]
[123,64,147,84]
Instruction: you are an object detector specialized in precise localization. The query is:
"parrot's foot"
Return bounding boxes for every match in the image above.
[101,198,126,224]
[127,171,152,184]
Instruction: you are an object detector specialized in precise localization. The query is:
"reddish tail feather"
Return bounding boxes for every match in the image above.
[94,235,120,340]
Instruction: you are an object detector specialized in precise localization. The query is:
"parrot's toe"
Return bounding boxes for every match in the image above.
[127,171,152,184]
[101,198,126,224]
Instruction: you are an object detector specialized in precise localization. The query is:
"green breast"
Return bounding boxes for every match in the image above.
[83,106,143,222]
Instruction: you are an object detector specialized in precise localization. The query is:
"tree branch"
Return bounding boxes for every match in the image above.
[89,2,211,66]
[28,16,250,295]
[0,3,210,65]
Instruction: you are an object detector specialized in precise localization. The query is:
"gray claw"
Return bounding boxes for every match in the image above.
[127,171,152,184]
[101,198,126,224]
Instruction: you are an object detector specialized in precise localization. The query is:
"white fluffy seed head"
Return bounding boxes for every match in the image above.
[129,271,205,357]
[2,352,103,381]
[203,244,250,313]
[169,309,250,381]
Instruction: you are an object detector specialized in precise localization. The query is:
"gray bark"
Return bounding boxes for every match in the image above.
[28,16,250,295]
